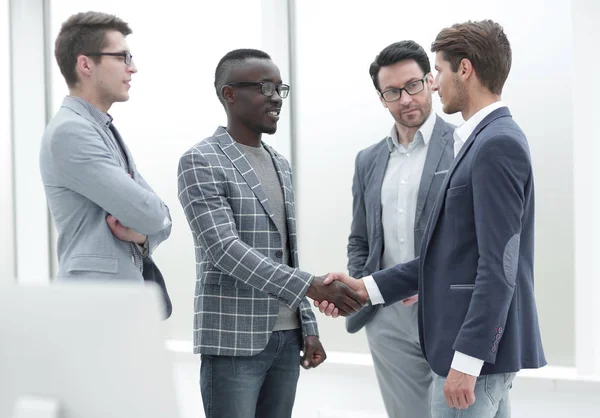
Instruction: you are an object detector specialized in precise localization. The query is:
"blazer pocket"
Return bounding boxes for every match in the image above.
[449,284,475,290]
[66,255,118,274]
[446,184,467,197]
[434,170,449,176]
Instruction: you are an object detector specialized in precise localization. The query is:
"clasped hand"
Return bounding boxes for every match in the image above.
[307,273,369,318]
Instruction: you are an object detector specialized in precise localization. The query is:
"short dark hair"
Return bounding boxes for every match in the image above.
[431,20,511,95]
[369,41,431,91]
[55,11,132,88]
[214,49,272,102]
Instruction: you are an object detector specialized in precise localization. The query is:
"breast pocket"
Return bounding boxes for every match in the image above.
[446,184,467,198]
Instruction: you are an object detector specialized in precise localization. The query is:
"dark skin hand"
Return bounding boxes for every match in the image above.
[306,276,366,316]
[301,336,326,369]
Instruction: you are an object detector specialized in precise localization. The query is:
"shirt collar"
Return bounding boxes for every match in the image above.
[454,101,505,144]
[68,96,113,128]
[386,110,436,152]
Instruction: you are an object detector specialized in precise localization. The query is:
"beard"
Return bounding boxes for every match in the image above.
[442,77,468,115]
[393,93,433,129]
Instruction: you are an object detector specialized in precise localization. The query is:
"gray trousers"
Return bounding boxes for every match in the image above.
[365,302,433,418]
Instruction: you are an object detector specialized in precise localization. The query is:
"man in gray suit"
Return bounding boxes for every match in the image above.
[177,49,364,418]
[346,41,454,417]
[40,12,172,315]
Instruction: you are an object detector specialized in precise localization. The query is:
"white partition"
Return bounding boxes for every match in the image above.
[0,0,14,284]
[292,0,575,366]
[572,0,600,376]
[10,0,50,284]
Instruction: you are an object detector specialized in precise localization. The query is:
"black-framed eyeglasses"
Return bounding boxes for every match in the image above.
[380,74,428,102]
[226,81,290,99]
[84,51,133,66]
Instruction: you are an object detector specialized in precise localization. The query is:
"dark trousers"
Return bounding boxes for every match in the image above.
[200,329,302,418]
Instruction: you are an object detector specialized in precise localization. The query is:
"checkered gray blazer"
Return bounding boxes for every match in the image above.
[177,126,319,356]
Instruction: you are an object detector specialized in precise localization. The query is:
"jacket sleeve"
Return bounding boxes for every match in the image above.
[134,171,172,255]
[177,148,314,311]
[372,256,420,305]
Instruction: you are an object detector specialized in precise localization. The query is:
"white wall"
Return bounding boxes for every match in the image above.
[0,0,15,284]
[572,0,600,376]
[293,0,575,366]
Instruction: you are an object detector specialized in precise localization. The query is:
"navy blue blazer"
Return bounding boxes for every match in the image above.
[372,107,546,376]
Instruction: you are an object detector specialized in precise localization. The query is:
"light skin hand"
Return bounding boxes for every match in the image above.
[301,336,327,369]
[443,368,477,409]
[312,272,369,315]
[306,275,366,316]
[106,214,147,245]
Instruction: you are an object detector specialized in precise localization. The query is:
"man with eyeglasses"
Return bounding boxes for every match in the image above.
[344,40,455,417]
[40,11,172,316]
[176,48,366,418]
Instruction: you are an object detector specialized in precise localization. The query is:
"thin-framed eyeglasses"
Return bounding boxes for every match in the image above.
[84,51,133,66]
[226,81,290,98]
[380,74,429,102]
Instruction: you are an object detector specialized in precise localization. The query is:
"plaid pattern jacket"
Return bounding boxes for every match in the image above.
[177,127,319,356]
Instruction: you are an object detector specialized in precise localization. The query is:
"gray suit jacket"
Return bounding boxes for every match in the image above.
[40,97,172,315]
[346,115,454,333]
[177,127,318,356]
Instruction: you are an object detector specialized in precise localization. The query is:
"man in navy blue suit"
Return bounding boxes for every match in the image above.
[317,20,546,417]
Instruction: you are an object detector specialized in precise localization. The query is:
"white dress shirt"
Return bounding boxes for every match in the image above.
[364,101,506,377]
[380,111,435,270]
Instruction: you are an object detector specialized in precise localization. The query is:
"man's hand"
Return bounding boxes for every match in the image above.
[306,275,366,316]
[106,215,147,245]
[312,272,369,316]
[401,294,419,306]
[301,336,326,369]
[443,368,477,409]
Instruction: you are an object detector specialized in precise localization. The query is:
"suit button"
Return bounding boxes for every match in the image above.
[275,250,283,258]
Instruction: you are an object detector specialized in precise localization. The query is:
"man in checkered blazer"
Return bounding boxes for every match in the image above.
[177,49,365,418]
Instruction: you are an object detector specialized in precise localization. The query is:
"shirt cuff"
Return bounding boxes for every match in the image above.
[451,351,484,377]
[136,238,149,258]
[362,275,384,305]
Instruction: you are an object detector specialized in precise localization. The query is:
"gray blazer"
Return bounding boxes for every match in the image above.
[40,97,172,314]
[177,127,318,356]
[346,115,454,333]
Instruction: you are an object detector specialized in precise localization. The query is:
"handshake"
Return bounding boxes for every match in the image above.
[306,273,370,317]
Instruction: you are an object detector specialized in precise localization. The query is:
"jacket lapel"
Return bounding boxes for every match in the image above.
[265,144,298,256]
[372,143,390,248]
[414,116,450,225]
[109,124,136,176]
[215,127,275,220]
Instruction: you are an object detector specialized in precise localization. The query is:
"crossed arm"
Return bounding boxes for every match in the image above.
[50,121,172,250]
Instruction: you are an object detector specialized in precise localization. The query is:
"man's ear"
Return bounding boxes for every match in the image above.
[75,54,94,79]
[458,58,474,82]
[378,91,388,109]
[426,72,434,88]
[221,85,235,103]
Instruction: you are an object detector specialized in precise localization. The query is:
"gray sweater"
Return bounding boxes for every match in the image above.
[238,143,300,331]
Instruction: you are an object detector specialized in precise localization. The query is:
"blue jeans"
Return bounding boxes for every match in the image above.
[431,372,516,418]
[200,329,302,418]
